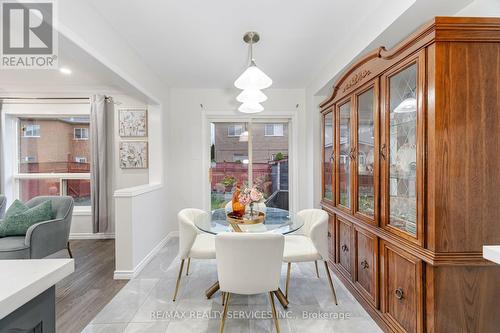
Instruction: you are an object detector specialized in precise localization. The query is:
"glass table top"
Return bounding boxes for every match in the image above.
[194,207,304,235]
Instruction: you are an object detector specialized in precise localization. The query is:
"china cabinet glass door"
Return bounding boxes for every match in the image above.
[323,111,334,202]
[355,87,376,221]
[382,56,423,241]
[337,101,352,210]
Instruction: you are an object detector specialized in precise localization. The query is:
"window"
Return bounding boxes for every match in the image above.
[23,124,40,137]
[227,124,244,137]
[74,128,89,140]
[233,154,248,163]
[265,124,284,136]
[75,156,87,163]
[16,117,91,207]
[211,121,289,211]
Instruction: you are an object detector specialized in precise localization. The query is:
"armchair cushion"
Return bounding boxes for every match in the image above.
[0,200,53,237]
[0,236,30,259]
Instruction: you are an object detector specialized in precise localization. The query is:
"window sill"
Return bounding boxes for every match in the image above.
[73,207,91,216]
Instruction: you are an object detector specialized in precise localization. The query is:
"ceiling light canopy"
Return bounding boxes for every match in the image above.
[59,67,72,75]
[235,32,271,114]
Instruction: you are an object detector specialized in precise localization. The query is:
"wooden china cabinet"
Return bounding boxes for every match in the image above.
[320,17,500,333]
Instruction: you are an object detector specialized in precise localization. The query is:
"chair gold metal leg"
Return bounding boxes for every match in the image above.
[172,259,185,302]
[285,262,291,298]
[314,261,320,278]
[186,258,191,276]
[269,292,281,333]
[324,261,338,305]
[67,241,73,259]
[219,292,230,333]
[274,289,289,309]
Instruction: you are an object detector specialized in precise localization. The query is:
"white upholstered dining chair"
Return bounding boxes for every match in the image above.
[172,208,216,302]
[216,233,284,333]
[283,209,338,304]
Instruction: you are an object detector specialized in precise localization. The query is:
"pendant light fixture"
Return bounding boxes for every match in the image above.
[234,32,272,113]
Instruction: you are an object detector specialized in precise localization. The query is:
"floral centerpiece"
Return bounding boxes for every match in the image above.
[238,185,263,218]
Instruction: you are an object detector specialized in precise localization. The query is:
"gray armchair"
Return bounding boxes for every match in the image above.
[0,196,74,259]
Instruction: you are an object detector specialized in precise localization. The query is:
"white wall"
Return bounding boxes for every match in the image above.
[52,0,173,277]
[167,88,307,225]
[456,0,500,16]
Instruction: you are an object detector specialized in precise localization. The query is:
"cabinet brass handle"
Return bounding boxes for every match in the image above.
[330,152,335,162]
[395,288,404,300]
[341,244,349,252]
[380,144,387,160]
[328,231,332,238]
[360,260,369,269]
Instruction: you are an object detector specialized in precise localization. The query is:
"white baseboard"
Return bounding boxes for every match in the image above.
[113,231,178,280]
[69,232,115,240]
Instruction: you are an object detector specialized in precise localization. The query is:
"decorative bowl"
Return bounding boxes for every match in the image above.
[226,211,265,225]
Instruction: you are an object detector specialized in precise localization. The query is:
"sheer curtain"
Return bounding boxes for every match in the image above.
[90,95,112,233]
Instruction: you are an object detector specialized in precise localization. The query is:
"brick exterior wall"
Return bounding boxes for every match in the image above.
[213,122,288,163]
[19,119,90,173]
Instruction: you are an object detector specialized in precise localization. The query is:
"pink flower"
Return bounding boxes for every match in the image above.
[238,193,251,206]
[250,188,263,202]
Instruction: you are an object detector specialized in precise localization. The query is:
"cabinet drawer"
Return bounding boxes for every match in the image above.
[328,214,335,262]
[354,226,378,306]
[381,241,423,333]
[336,217,353,279]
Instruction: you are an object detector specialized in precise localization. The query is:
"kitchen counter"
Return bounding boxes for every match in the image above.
[0,259,74,332]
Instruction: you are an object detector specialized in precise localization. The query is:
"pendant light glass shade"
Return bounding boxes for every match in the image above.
[236,89,267,103]
[394,97,417,113]
[234,62,272,90]
[238,102,264,114]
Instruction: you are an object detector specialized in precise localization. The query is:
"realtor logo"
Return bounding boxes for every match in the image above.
[1,0,58,69]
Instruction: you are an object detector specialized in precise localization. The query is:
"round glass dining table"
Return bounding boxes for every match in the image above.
[194,207,304,235]
[193,207,303,308]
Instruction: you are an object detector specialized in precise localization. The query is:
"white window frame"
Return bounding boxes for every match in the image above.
[74,127,89,140]
[264,123,284,137]
[23,124,41,137]
[203,115,296,213]
[12,116,91,214]
[227,124,244,137]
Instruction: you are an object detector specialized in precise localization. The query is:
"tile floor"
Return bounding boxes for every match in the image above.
[82,237,382,333]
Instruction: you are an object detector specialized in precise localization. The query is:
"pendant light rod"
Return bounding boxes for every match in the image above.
[243,31,260,65]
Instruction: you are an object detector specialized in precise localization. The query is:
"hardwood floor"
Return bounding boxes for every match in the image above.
[55,239,127,333]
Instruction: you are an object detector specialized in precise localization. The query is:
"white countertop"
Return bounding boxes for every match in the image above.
[483,246,500,265]
[0,259,74,320]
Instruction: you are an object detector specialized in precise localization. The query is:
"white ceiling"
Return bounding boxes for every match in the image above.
[0,34,151,102]
[85,0,386,89]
